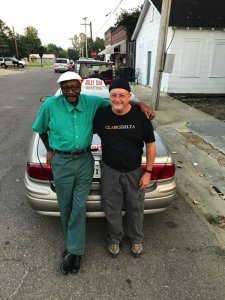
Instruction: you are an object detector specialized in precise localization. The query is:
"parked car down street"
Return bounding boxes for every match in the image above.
[24,78,176,217]
[0,56,26,68]
[54,58,74,73]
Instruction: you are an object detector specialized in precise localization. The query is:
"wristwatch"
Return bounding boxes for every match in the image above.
[144,169,153,174]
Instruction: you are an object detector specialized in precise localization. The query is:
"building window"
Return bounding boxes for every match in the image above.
[209,41,225,77]
[180,39,202,77]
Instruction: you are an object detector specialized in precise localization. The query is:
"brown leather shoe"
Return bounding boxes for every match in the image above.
[131,243,143,258]
[108,244,120,258]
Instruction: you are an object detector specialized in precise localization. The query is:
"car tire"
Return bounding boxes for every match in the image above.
[18,63,24,68]
[4,64,8,69]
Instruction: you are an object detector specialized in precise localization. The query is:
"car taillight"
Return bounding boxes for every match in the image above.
[104,79,112,85]
[141,164,175,180]
[26,163,54,181]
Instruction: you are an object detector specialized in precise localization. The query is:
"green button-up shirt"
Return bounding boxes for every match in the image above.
[32,94,109,151]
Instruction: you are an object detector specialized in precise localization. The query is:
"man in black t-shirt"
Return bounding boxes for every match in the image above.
[94,79,156,258]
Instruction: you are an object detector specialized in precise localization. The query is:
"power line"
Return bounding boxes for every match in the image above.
[94,0,123,36]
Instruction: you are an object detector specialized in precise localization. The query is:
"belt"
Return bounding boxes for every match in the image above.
[55,148,91,155]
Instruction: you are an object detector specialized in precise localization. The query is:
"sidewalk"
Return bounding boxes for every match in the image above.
[132,84,225,230]
[0,68,25,76]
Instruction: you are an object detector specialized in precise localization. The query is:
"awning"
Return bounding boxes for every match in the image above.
[98,49,106,55]
[98,40,126,55]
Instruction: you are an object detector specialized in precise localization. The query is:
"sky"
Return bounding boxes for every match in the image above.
[1,0,144,49]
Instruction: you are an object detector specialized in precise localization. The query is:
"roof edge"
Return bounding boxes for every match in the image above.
[132,0,150,40]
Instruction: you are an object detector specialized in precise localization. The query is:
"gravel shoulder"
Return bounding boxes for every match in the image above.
[173,95,225,122]
[172,95,225,167]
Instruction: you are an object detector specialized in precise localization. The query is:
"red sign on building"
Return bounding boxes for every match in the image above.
[91,51,97,58]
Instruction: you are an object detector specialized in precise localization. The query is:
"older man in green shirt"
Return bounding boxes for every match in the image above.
[32,71,155,275]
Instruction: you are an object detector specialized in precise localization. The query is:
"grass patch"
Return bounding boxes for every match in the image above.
[204,213,220,225]
[26,62,53,67]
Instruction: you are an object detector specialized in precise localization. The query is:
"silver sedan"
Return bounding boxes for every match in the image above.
[24,79,176,217]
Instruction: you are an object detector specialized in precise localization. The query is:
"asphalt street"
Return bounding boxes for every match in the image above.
[0,67,225,299]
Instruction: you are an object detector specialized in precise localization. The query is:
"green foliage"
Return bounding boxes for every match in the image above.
[67,48,80,61]
[45,43,61,57]
[26,62,53,67]
[0,20,14,56]
[204,213,220,225]
[114,6,142,38]
[0,17,116,60]
[92,37,105,53]
[23,26,42,57]
[57,49,68,58]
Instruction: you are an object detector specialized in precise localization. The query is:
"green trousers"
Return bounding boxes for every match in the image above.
[51,152,94,255]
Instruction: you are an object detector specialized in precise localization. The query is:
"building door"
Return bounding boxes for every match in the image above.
[146,51,151,86]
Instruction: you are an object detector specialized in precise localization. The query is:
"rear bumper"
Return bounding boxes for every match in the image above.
[54,66,70,72]
[24,173,176,217]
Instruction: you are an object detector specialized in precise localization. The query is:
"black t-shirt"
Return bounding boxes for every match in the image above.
[93,105,155,171]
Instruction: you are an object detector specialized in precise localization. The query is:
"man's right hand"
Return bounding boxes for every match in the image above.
[46,149,55,166]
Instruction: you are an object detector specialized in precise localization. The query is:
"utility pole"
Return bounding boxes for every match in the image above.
[90,22,92,40]
[12,27,19,59]
[151,0,172,110]
[81,18,92,58]
[90,22,93,53]
[81,17,88,58]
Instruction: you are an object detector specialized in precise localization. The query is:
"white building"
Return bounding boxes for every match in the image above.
[29,54,55,64]
[132,0,225,94]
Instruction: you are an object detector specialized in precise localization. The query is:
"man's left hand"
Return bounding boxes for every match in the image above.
[139,173,151,189]
[139,102,156,120]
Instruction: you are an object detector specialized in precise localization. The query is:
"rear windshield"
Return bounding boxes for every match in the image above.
[55,59,68,64]
[75,62,112,79]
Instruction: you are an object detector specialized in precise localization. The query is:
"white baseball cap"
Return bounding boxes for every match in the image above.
[57,71,82,83]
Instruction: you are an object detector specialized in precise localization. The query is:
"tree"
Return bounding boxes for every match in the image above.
[70,33,87,57]
[91,37,104,55]
[23,26,42,57]
[114,6,142,39]
[67,48,79,61]
[0,19,111,60]
[0,19,14,56]
[17,34,29,58]
[45,43,60,57]
[57,49,68,58]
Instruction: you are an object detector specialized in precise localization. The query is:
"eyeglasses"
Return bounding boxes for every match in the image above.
[110,93,130,100]
[61,86,80,93]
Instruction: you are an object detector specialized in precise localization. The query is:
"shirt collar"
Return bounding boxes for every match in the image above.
[62,95,83,112]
